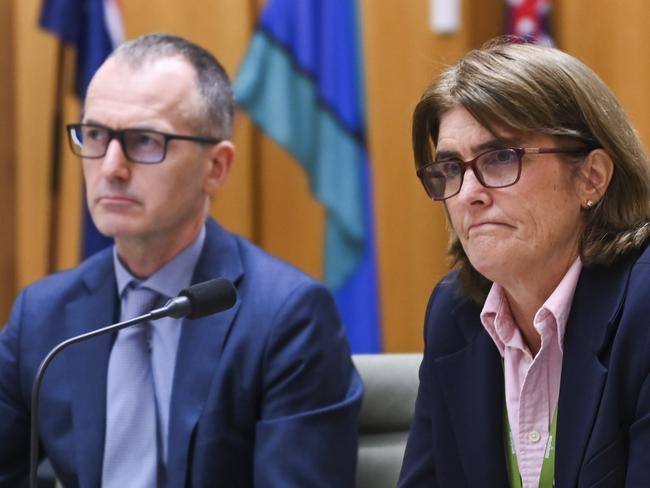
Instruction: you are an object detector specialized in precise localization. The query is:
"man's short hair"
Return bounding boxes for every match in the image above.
[110,33,234,139]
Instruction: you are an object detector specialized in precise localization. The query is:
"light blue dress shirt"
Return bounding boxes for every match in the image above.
[112,226,206,471]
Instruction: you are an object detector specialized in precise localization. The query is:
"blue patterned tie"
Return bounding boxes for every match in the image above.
[102,284,159,487]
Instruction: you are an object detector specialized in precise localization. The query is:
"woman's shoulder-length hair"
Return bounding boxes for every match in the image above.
[413,38,650,303]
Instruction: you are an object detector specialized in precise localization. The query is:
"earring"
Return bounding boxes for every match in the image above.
[585,200,595,209]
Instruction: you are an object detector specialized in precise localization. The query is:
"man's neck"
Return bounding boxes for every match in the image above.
[115,220,205,278]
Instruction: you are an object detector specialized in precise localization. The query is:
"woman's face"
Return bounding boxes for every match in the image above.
[439,106,585,290]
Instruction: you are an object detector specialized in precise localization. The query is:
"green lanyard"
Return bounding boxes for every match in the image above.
[503,404,557,487]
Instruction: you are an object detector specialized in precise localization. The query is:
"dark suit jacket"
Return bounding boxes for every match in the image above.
[0,218,363,487]
[399,243,650,487]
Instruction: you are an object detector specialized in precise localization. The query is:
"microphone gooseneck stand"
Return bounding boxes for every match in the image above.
[29,303,180,488]
[28,277,237,488]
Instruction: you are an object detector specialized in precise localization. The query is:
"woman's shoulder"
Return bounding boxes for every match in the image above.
[422,270,484,350]
[636,239,650,265]
[425,269,481,316]
[620,239,650,288]
[622,240,650,299]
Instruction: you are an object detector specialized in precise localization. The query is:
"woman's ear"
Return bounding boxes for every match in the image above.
[577,148,614,208]
[204,141,235,196]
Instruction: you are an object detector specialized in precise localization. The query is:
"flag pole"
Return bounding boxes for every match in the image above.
[47,40,65,274]
[248,0,263,246]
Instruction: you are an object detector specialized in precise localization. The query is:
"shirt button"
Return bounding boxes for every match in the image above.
[528,430,541,443]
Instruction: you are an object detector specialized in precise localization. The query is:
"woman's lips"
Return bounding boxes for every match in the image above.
[467,221,512,235]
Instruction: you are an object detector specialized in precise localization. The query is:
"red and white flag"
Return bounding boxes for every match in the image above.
[505,0,553,45]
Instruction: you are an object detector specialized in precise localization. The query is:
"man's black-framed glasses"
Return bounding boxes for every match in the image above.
[416,147,589,201]
[66,123,222,164]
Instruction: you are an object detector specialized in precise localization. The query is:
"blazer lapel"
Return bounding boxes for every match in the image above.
[64,253,118,487]
[435,304,509,486]
[166,219,244,487]
[555,258,633,487]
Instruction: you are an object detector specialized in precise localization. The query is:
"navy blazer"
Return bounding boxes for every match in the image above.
[0,219,363,487]
[399,243,650,487]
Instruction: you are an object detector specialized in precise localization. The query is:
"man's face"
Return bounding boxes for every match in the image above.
[81,56,229,248]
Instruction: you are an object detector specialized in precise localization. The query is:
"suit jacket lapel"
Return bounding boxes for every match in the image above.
[167,219,244,487]
[555,258,633,487]
[436,303,509,486]
[64,252,118,487]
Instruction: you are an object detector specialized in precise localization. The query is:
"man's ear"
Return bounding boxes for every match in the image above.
[577,148,614,208]
[204,141,235,196]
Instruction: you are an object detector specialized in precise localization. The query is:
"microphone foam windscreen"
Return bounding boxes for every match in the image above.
[180,278,237,319]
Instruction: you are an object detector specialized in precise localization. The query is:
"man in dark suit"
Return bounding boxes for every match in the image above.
[0,33,362,487]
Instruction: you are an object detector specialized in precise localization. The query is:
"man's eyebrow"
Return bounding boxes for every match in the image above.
[81,118,100,125]
[434,137,522,161]
[79,119,160,132]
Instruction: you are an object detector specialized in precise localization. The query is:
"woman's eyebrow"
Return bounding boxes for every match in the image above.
[435,137,519,161]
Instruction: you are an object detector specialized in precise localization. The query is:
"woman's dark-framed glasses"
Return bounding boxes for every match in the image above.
[66,123,222,164]
[416,147,588,201]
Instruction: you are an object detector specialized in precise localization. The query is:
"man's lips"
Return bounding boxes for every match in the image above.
[96,194,139,205]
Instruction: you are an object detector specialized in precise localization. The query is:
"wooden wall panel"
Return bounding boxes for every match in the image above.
[0,0,16,320]
[8,0,650,348]
[555,0,650,147]
[363,0,502,351]
[14,1,57,289]
[363,0,450,352]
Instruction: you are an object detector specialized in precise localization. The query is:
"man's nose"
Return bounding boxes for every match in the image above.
[100,139,131,179]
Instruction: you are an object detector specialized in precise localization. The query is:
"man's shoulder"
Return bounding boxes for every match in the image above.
[236,236,315,281]
[232,234,331,307]
[204,221,325,297]
[20,247,113,303]
[206,227,342,346]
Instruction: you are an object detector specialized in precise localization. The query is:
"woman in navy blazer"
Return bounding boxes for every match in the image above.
[399,39,650,487]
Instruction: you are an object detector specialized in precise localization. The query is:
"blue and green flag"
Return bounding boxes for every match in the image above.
[235,0,382,352]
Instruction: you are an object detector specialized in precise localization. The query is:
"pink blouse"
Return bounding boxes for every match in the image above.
[480,258,582,488]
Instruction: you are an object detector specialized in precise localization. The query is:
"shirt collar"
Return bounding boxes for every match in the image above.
[480,257,583,356]
[114,225,206,299]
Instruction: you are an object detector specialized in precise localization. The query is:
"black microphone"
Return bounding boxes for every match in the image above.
[160,277,237,319]
[28,277,237,488]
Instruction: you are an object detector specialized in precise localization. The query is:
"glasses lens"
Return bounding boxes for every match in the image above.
[475,149,520,188]
[71,125,109,157]
[420,161,463,200]
[123,130,166,164]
